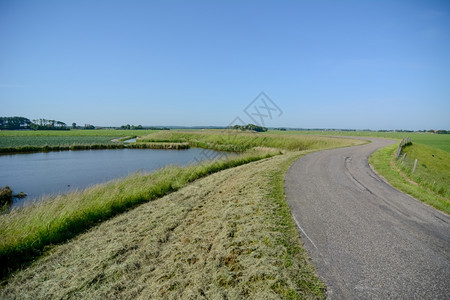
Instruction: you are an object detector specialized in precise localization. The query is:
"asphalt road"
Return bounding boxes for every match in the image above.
[285,138,450,299]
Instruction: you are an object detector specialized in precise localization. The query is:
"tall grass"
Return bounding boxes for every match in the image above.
[138,130,354,152]
[0,151,272,279]
[127,142,190,150]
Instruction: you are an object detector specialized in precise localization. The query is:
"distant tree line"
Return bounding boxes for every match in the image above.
[83,124,96,130]
[31,118,68,130]
[147,127,170,130]
[0,117,31,130]
[0,117,68,130]
[119,124,143,130]
[427,130,449,134]
[231,124,268,132]
[118,124,170,130]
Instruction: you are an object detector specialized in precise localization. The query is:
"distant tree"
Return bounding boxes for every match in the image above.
[84,124,95,130]
[136,125,143,130]
[56,121,66,128]
[230,123,267,132]
[72,123,77,129]
[29,118,68,130]
[0,117,31,130]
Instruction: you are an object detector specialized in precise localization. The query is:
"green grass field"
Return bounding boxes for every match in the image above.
[369,143,449,214]
[2,129,448,152]
[267,130,450,152]
[138,130,357,152]
[0,129,157,149]
[0,129,157,137]
[0,136,118,147]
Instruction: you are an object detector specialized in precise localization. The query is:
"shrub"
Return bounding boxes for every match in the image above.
[0,186,13,207]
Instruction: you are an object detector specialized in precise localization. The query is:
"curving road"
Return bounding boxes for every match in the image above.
[285,138,450,299]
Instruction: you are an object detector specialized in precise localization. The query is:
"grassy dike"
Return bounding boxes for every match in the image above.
[369,143,450,214]
[0,152,328,299]
[0,152,273,280]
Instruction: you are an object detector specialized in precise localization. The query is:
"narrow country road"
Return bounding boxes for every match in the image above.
[285,138,450,299]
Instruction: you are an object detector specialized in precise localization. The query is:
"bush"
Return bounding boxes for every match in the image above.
[0,186,13,207]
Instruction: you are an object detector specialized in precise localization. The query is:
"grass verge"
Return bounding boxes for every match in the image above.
[369,144,449,214]
[0,151,272,279]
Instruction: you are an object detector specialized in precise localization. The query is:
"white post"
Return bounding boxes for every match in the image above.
[412,159,418,173]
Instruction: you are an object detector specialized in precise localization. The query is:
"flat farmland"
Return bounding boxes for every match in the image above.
[0,130,157,148]
[267,131,450,152]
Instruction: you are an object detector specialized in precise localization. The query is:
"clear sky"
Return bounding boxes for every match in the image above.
[1,0,449,130]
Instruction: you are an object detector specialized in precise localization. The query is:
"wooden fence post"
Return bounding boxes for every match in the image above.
[412,158,418,173]
[396,137,412,160]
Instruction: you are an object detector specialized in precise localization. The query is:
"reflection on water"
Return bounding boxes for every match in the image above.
[0,148,228,207]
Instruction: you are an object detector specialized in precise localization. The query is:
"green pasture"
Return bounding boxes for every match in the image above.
[267,130,450,152]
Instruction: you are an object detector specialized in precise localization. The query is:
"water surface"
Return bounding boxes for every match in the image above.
[0,148,228,207]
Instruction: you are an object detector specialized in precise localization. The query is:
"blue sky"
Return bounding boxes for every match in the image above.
[1,0,449,129]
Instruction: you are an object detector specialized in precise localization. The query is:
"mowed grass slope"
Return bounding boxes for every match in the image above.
[1,153,326,299]
[0,152,273,279]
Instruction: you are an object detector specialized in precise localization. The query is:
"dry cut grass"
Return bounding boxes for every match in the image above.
[0,153,325,299]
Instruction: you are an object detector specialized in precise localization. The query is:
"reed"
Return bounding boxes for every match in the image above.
[126,142,190,150]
